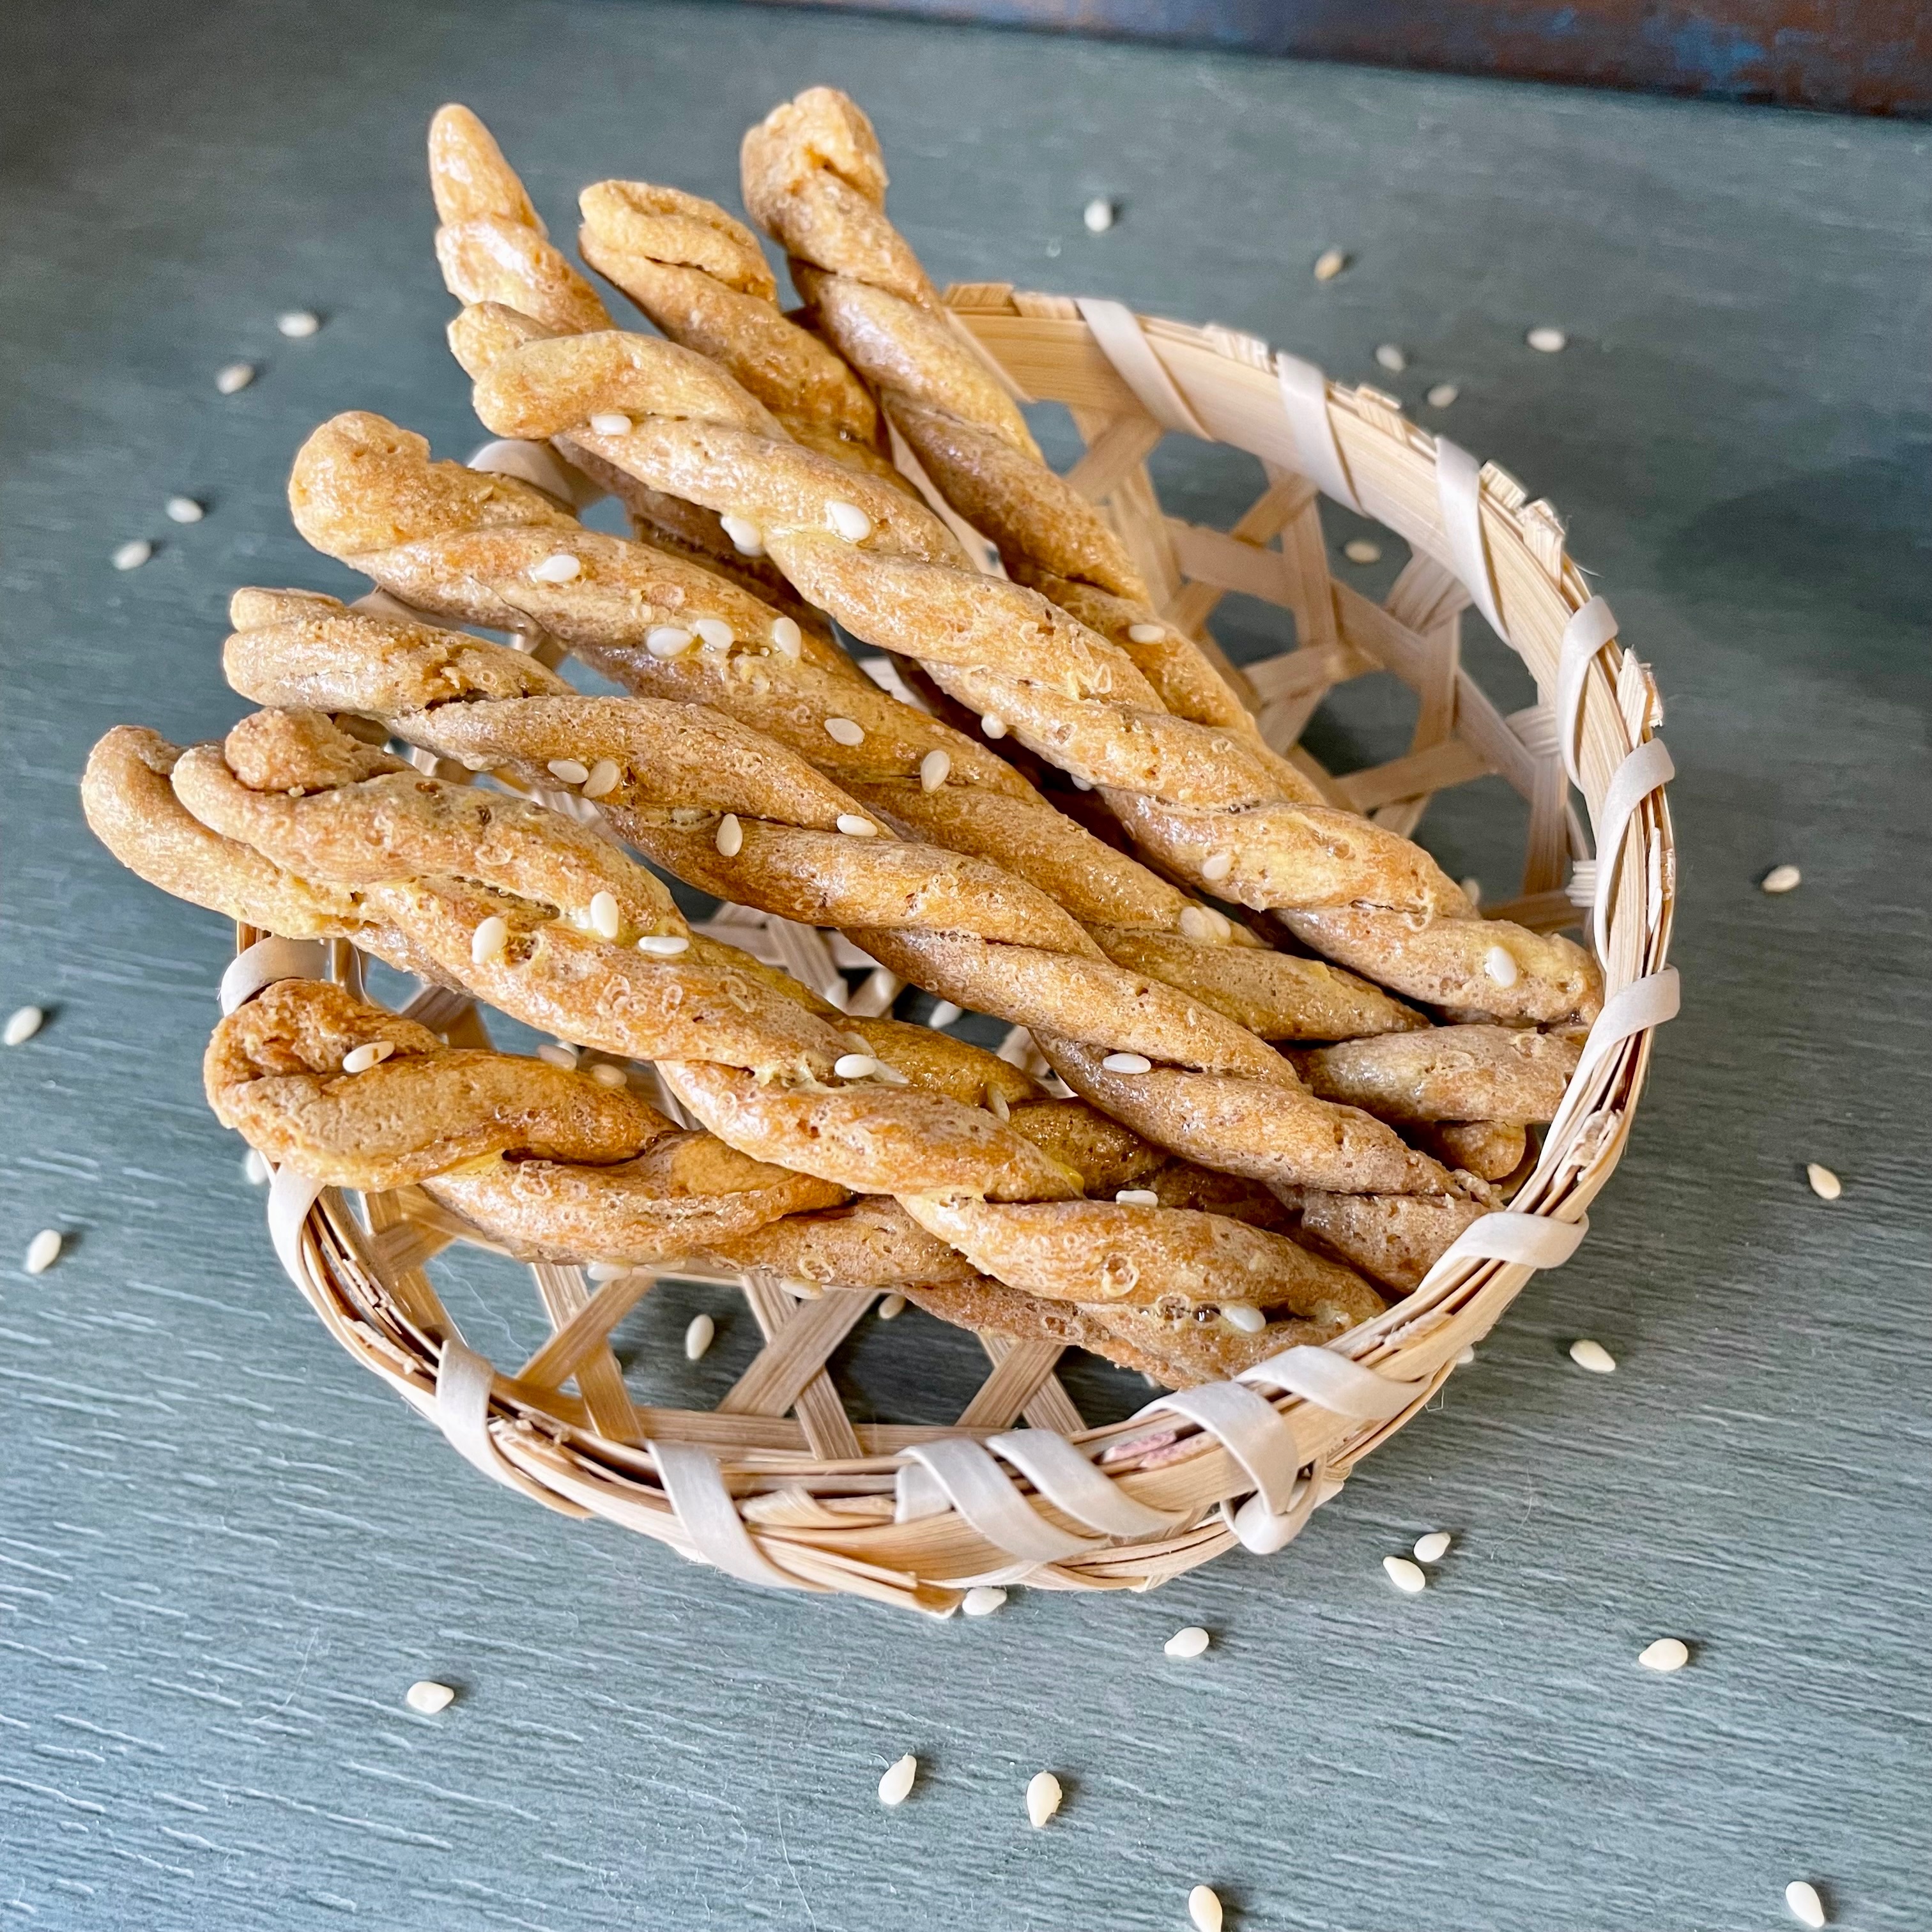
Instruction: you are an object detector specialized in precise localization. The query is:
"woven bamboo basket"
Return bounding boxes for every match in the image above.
[229,288,1678,1614]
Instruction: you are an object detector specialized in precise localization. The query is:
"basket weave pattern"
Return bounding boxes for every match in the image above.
[239,291,1676,1613]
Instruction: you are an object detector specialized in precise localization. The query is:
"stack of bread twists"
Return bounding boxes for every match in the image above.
[81,92,1598,1393]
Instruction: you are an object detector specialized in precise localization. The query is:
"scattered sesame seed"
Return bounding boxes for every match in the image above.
[715,813,743,858]
[962,1584,1007,1616]
[824,716,865,746]
[1165,1625,1211,1659]
[1101,1051,1152,1075]
[1806,1162,1842,1201]
[1026,1770,1063,1828]
[1374,343,1407,372]
[341,1041,394,1073]
[919,748,951,792]
[1222,1304,1266,1333]
[1383,1554,1427,1595]
[720,513,764,555]
[1761,863,1802,894]
[1179,905,1232,943]
[770,615,803,659]
[646,625,694,659]
[1483,945,1521,988]
[1116,1188,1160,1207]
[684,1312,716,1361]
[1343,538,1382,564]
[1637,1637,1690,1673]
[471,915,510,965]
[404,1680,455,1714]
[1428,383,1462,410]
[1313,247,1349,282]
[588,1063,627,1089]
[537,1043,579,1071]
[1785,1880,1827,1928]
[1527,326,1568,353]
[836,813,877,838]
[824,499,873,542]
[1127,622,1165,643]
[693,617,734,649]
[637,933,691,957]
[4,1006,45,1046]
[1071,775,1092,791]
[877,1292,907,1321]
[588,410,632,435]
[877,1754,917,1806]
[277,310,321,339]
[1460,876,1483,906]
[1200,851,1234,883]
[165,495,204,523]
[980,712,1007,740]
[834,1052,879,1080]
[1414,1531,1452,1563]
[24,1230,63,1275]
[1082,197,1116,234]
[112,539,153,571]
[1188,1883,1223,1932]
[985,1084,1010,1123]
[244,1149,270,1184]
[1568,1338,1617,1374]
[546,758,590,785]
[1456,1346,1476,1365]
[529,552,581,584]
[579,758,621,800]
[215,362,256,394]
[587,891,621,940]
[587,1260,631,1281]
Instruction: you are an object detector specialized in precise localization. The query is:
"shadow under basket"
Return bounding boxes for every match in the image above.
[233,290,1678,1614]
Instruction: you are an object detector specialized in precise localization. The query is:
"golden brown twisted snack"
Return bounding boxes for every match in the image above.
[738,87,1601,1027]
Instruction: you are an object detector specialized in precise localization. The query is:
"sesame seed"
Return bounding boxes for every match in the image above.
[1568,1338,1617,1374]
[1127,621,1164,643]
[684,1312,716,1361]
[1222,1304,1266,1333]
[1313,247,1349,282]
[537,1043,579,1071]
[1383,1554,1427,1595]
[1785,1880,1826,1929]
[4,1006,45,1046]
[1102,1052,1152,1075]
[834,1052,879,1080]
[1164,1626,1210,1659]
[770,615,803,659]
[1343,538,1382,564]
[112,539,153,571]
[824,499,873,542]
[587,1261,631,1281]
[276,310,321,339]
[215,362,255,394]
[1414,1531,1452,1563]
[877,1754,917,1806]
[341,1041,394,1073]
[693,617,734,649]
[715,814,743,857]
[471,915,509,965]
[824,716,865,746]
[1116,1188,1160,1207]
[1456,1346,1476,1365]
[1427,383,1460,409]
[588,1063,627,1088]
[980,713,1007,739]
[1179,905,1230,942]
[919,748,951,792]
[588,410,632,435]
[836,814,877,838]
[1483,945,1521,988]
[529,552,581,584]
[637,933,691,957]
[1200,850,1234,883]
[1461,875,1483,906]
[243,1148,270,1184]
[1025,1770,1062,1828]
[581,758,622,799]
[1637,1637,1689,1673]
[1082,197,1116,233]
[404,1680,455,1714]
[1375,343,1407,372]
[1805,1162,1842,1201]
[1071,775,1092,791]
[165,495,204,524]
[546,758,590,785]
[1188,1884,1223,1932]
[1526,326,1568,353]
[24,1229,63,1275]
[646,625,694,659]
[962,1584,1007,1615]
[720,513,764,555]
[588,891,621,940]
[1761,863,1802,894]
[877,1292,907,1320]
[985,1084,1010,1123]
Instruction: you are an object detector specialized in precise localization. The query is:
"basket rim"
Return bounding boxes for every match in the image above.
[232,292,1678,1611]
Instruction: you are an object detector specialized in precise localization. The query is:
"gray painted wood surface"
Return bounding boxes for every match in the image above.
[2,3,1928,1926]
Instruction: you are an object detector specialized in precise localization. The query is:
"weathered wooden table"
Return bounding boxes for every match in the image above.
[3,3,1926,1926]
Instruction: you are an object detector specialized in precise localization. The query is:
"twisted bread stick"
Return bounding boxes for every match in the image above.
[739,88,1601,1027]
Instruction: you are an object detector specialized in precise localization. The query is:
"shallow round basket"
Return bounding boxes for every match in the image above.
[233,288,1678,1614]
